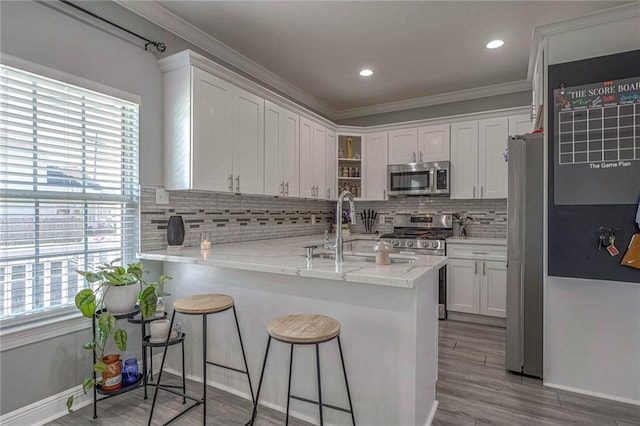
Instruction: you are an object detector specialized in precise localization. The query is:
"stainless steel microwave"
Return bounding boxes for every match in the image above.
[387,161,450,196]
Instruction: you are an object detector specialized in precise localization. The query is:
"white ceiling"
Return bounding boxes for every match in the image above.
[152,1,630,114]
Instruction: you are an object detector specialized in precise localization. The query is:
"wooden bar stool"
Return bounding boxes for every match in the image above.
[148,294,254,426]
[249,314,355,426]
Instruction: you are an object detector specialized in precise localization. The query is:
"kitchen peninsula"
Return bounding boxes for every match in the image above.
[139,235,446,426]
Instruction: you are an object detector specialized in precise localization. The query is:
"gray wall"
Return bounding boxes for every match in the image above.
[336,91,532,127]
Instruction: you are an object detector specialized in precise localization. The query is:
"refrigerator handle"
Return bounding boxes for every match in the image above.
[475,261,478,274]
[483,261,486,275]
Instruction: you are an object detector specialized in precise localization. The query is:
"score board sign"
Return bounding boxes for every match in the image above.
[553,76,640,205]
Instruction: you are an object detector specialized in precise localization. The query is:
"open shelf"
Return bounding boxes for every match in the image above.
[96,373,143,396]
[142,333,186,348]
[127,311,168,324]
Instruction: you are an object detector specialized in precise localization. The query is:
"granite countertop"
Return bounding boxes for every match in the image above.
[447,236,507,245]
[138,234,445,289]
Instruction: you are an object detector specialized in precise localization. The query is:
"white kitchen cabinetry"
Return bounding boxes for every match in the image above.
[417,124,450,162]
[364,132,388,200]
[447,240,507,319]
[299,117,328,199]
[388,125,449,164]
[313,123,327,199]
[325,129,336,199]
[450,118,508,199]
[232,86,265,194]
[264,101,299,197]
[164,65,264,194]
[388,128,418,164]
[508,114,534,136]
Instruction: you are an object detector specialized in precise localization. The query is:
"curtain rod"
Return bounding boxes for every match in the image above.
[58,0,166,53]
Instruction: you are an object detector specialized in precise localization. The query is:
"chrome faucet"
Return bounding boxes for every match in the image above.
[335,190,356,262]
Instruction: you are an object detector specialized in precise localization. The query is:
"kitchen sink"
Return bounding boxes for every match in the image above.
[307,252,416,264]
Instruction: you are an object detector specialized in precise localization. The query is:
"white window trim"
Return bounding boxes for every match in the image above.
[0,54,140,349]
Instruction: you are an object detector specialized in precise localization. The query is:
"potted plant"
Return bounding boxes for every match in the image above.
[66,258,171,412]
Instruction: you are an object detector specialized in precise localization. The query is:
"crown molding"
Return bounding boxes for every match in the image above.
[114,0,336,119]
[334,80,532,120]
[527,2,640,81]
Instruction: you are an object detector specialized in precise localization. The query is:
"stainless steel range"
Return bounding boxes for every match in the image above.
[380,213,453,255]
[381,213,452,319]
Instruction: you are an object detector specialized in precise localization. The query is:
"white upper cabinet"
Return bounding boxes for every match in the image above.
[388,128,418,164]
[450,121,479,199]
[283,110,300,197]
[478,117,509,199]
[164,63,265,194]
[232,86,265,194]
[364,132,389,201]
[189,67,233,192]
[451,118,508,199]
[325,129,336,200]
[264,101,299,197]
[299,117,328,199]
[388,125,449,164]
[417,124,450,162]
[299,116,314,198]
[313,123,327,198]
[508,113,534,136]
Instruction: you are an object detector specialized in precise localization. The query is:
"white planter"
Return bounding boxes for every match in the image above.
[103,284,139,315]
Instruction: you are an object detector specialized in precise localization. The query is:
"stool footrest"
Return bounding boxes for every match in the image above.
[206,360,249,375]
[290,394,353,414]
[156,386,203,404]
[158,401,202,426]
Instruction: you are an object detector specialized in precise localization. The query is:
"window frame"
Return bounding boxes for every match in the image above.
[0,54,141,351]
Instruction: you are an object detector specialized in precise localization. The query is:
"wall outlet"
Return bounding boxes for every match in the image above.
[155,187,170,205]
[379,214,385,224]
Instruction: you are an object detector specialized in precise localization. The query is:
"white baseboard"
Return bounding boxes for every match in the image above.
[425,400,439,426]
[543,382,640,406]
[0,384,93,426]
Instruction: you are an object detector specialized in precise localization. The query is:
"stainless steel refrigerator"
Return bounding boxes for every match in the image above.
[506,133,544,378]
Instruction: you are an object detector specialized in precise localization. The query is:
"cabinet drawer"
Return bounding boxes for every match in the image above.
[447,243,506,261]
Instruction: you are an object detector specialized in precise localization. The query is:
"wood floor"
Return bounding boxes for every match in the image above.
[49,320,640,426]
[434,320,640,426]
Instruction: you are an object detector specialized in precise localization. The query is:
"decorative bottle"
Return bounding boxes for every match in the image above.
[167,215,185,246]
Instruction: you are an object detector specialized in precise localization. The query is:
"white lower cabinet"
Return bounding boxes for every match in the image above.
[447,242,507,318]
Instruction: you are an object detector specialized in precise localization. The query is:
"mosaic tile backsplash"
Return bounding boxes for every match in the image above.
[140,187,334,251]
[140,186,507,251]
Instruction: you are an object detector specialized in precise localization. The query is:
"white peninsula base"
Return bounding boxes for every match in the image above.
[141,238,442,426]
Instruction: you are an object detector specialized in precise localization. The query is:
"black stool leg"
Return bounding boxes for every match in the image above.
[148,310,176,426]
[316,343,324,426]
[337,336,356,426]
[285,344,294,426]
[233,305,255,404]
[248,335,271,426]
[142,321,148,399]
[181,338,186,404]
[202,313,208,425]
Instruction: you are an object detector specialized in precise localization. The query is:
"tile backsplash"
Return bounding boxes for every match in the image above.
[140,187,333,251]
[349,197,507,239]
[140,187,507,251]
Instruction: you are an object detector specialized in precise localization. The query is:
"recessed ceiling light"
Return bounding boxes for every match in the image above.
[359,69,373,77]
[486,40,505,49]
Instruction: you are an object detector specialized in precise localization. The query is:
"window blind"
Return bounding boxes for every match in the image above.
[0,64,139,320]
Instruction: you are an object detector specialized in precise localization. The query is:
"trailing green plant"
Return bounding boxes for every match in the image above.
[65,258,172,412]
